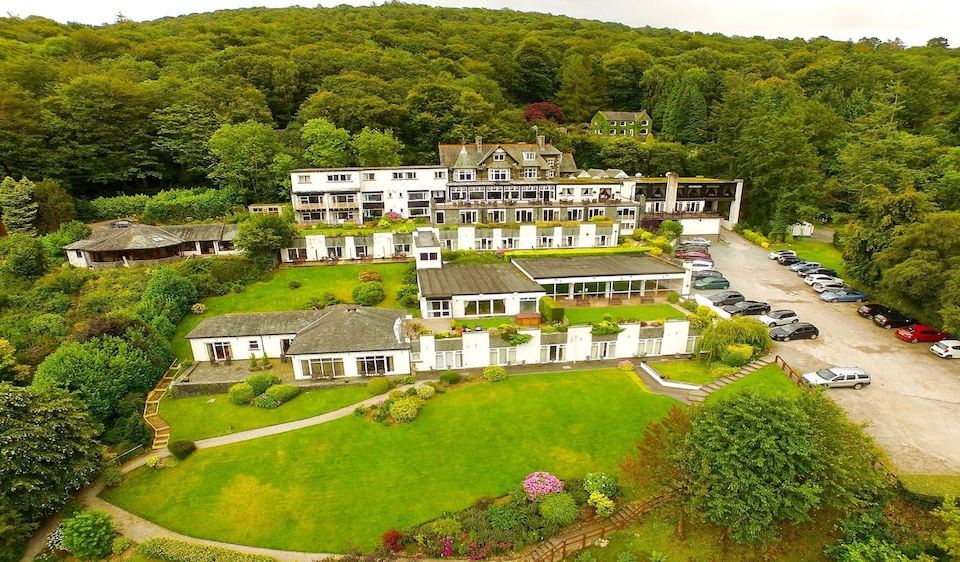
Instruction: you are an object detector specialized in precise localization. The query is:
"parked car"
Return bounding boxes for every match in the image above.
[758,309,800,327]
[111,220,132,228]
[770,322,820,341]
[801,267,839,278]
[804,273,842,286]
[789,261,821,272]
[820,288,868,303]
[895,324,950,343]
[857,303,894,320]
[693,269,724,280]
[777,255,803,265]
[873,310,915,329]
[709,291,745,306]
[802,367,871,390]
[677,244,709,253]
[693,276,731,290]
[685,259,715,272]
[812,281,848,294]
[675,249,711,260]
[768,249,797,260]
[682,237,712,246]
[722,300,771,316]
[929,340,960,359]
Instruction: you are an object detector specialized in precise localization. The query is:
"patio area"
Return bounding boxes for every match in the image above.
[180,359,296,385]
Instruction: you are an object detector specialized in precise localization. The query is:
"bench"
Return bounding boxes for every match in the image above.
[640,296,655,304]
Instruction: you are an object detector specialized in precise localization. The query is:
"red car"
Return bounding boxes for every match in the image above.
[675,250,711,260]
[895,324,950,343]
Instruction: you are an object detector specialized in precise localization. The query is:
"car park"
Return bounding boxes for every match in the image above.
[857,303,894,320]
[682,237,711,246]
[758,309,799,326]
[675,249,712,260]
[722,300,771,316]
[693,276,730,290]
[820,288,868,303]
[804,273,842,286]
[802,367,871,390]
[800,267,839,278]
[812,281,848,293]
[692,269,724,280]
[777,255,803,265]
[708,291,745,306]
[789,261,820,272]
[768,249,797,260]
[684,259,715,272]
[770,322,819,341]
[930,340,960,359]
[677,244,709,253]
[873,310,915,329]
[895,324,950,343]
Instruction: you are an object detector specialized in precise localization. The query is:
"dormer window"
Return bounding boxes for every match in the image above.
[523,151,535,161]
[493,150,506,161]
[455,169,475,182]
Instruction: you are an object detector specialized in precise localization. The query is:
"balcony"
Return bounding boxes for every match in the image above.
[436,199,626,209]
[327,200,359,210]
[295,203,325,211]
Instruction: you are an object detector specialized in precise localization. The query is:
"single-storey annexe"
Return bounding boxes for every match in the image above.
[64,223,238,269]
[416,263,546,319]
[511,255,691,300]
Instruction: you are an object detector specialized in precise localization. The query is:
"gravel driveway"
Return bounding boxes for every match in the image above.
[701,232,960,476]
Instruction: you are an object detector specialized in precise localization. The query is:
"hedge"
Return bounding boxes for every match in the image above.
[539,296,565,323]
[367,376,390,395]
[138,538,277,562]
[167,440,196,460]
[742,229,770,248]
[246,374,280,396]
[228,383,254,405]
[265,384,300,403]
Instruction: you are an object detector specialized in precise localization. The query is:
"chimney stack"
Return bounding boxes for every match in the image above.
[475,135,483,152]
[536,134,546,149]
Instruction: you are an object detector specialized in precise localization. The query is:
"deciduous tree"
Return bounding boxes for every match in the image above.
[301,118,352,167]
[0,176,38,235]
[353,128,403,167]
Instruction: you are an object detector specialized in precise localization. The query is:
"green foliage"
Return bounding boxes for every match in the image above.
[234,215,296,259]
[482,366,507,382]
[657,220,683,241]
[101,464,123,487]
[389,396,422,423]
[141,268,199,325]
[488,503,525,531]
[1,234,48,278]
[396,284,419,308]
[934,497,960,559]
[141,188,241,224]
[591,320,623,335]
[352,281,385,306]
[61,510,115,561]
[208,121,285,203]
[254,393,281,409]
[538,492,578,527]
[301,118,352,168]
[588,491,615,517]
[720,343,754,367]
[266,384,300,403]
[32,179,76,234]
[698,317,772,363]
[353,128,402,167]
[583,472,620,498]
[246,374,280,396]
[663,71,707,143]
[167,440,196,460]
[228,383,255,405]
[367,376,390,395]
[742,229,771,247]
[666,291,680,304]
[39,220,90,261]
[539,296,565,323]
[304,292,342,310]
[416,385,435,400]
[137,537,276,562]
[0,177,38,235]
[439,371,462,385]
[427,517,461,538]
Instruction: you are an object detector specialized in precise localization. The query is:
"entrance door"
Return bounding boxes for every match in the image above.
[210,341,232,362]
[280,338,293,361]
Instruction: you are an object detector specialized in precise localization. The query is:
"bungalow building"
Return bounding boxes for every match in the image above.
[512,255,691,301]
[64,223,238,269]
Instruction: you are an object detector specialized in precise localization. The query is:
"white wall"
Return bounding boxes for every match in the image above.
[67,250,89,268]
[678,217,723,236]
[189,334,296,362]
[291,349,411,380]
[659,320,691,355]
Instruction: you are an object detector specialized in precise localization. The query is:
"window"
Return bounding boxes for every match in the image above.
[587,207,605,219]
[435,350,463,369]
[490,347,517,366]
[419,252,438,261]
[394,243,411,255]
[434,170,446,179]
[459,210,478,224]
[477,238,493,250]
[620,120,627,126]
[74,250,83,258]
[686,336,699,354]
[464,298,506,316]
[362,172,375,181]
[455,169,475,182]
[405,171,417,179]
[520,297,538,312]
[298,174,311,184]
[363,193,382,202]
[540,344,566,363]
[617,207,636,218]
[538,236,554,248]
[331,194,355,203]
[563,235,576,247]
[442,238,454,250]
[435,211,445,224]
[428,299,451,318]
[629,129,635,136]
[493,152,505,161]
[523,151,536,161]
[248,340,260,352]
[566,208,584,221]
[546,169,555,179]
[356,355,393,376]
[303,358,345,378]
[327,173,351,182]
[675,201,702,212]
[392,172,403,180]
[542,208,558,221]
[598,235,608,246]
[501,237,518,249]
[590,341,616,359]
[298,195,321,205]
[638,338,663,356]
[487,209,506,223]
[287,248,307,261]
[300,211,325,222]
[609,129,616,135]
[355,245,367,258]
[523,168,539,179]
[211,342,232,361]
[409,191,428,201]
[409,207,428,217]
[489,169,510,181]
[327,246,343,258]
[515,209,534,222]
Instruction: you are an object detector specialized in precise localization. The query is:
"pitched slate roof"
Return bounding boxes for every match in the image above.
[187,311,326,339]
[63,224,184,251]
[438,143,576,171]
[512,255,685,280]
[417,263,545,298]
[597,110,649,122]
[285,305,408,355]
[162,224,238,242]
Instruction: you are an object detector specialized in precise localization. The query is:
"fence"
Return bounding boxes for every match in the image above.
[773,355,805,388]
[527,494,669,562]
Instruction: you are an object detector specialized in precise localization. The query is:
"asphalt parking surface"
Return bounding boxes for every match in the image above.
[699,233,960,475]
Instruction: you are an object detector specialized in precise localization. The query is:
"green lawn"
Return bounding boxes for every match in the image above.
[454,316,516,330]
[770,239,845,275]
[565,304,686,325]
[706,364,803,405]
[649,360,722,385]
[103,369,678,553]
[163,385,371,442]
[171,263,411,361]
[899,474,960,498]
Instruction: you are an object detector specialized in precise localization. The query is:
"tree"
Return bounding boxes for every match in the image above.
[662,72,708,144]
[140,268,199,325]
[1,234,48,278]
[233,214,296,260]
[510,37,560,103]
[523,102,566,123]
[150,103,221,181]
[61,510,115,561]
[353,128,402,167]
[0,176,38,235]
[0,384,101,551]
[0,339,29,385]
[208,121,284,203]
[934,497,960,559]
[602,45,652,110]
[621,406,692,494]
[556,55,611,123]
[32,178,75,234]
[301,118,352,167]
[40,220,90,262]
[697,316,772,362]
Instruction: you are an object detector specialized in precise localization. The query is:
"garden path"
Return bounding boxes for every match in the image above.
[686,356,774,403]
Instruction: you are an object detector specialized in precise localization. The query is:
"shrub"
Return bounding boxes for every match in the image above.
[588,491,615,517]
[359,270,383,282]
[709,363,738,379]
[367,376,390,395]
[698,316,772,361]
[138,537,275,562]
[287,280,301,289]
[101,464,123,487]
[539,296,565,323]
[720,343,754,367]
[397,284,419,308]
[61,510,115,561]
[305,292,341,309]
[539,493,578,526]
[112,536,134,555]
[191,303,206,314]
[583,472,620,498]
[482,366,507,382]
[439,371,462,385]
[146,456,164,470]
[167,440,196,460]
[617,360,634,372]
[742,229,770,247]
[352,281,385,305]
[657,220,683,240]
[228,382,254,405]
[254,393,281,409]
[428,517,461,538]
[488,503,526,531]
[398,375,416,384]
[266,384,300,403]
[591,320,623,335]
[389,396,422,422]
[416,385,436,399]
[523,471,564,500]
[381,528,404,552]
[575,552,596,562]
[667,291,681,304]
[248,356,260,371]
[246,373,280,395]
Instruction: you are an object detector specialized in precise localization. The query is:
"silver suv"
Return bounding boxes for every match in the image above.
[802,367,871,390]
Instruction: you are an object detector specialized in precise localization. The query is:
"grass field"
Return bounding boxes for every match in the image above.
[454,316,516,330]
[899,474,960,498]
[171,263,411,361]
[706,364,803,405]
[770,239,845,275]
[649,360,723,385]
[565,304,686,325]
[163,385,371,442]
[103,369,678,553]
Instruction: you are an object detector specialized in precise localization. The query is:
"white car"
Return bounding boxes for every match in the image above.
[758,309,799,327]
[804,274,842,286]
[813,281,847,293]
[768,249,797,260]
[684,259,715,272]
[930,340,960,359]
[802,367,871,390]
[683,237,711,246]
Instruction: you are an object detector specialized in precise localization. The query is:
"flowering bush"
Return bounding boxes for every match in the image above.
[482,366,507,382]
[382,528,404,552]
[583,472,620,498]
[440,536,454,557]
[617,360,634,372]
[146,456,164,470]
[191,303,206,314]
[254,393,281,409]
[416,385,436,400]
[359,270,383,282]
[46,525,64,551]
[588,491,615,517]
[389,396,422,422]
[523,471,563,500]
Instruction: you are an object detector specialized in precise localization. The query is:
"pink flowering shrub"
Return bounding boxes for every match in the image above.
[385,211,403,220]
[523,471,563,501]
[618,360,634,372]
[440,536,454,557]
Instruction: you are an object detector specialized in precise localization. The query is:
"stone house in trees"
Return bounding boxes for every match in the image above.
[590,111,652,140]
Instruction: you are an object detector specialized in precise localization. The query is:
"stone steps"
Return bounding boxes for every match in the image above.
[685,357,773,404]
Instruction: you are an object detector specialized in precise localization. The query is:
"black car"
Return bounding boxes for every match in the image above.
[693,269,724,280]
[770,322,820,341]
[857,303,894,320]
[722,300,771,316]
[800,267,838,278]
[778,255,803,265]
[873,310,915,330]
[709,290,745,306]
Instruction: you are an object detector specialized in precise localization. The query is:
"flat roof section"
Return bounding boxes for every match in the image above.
[512,255,685,280]
[418,263,545,298]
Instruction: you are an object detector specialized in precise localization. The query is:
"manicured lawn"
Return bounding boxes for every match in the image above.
[899,474,960,498]
[649,360,722,385]
[163,385,371,442]
[171,263,411,361]
[770,239,845,275]
[103,369,678,553]
[455,316,516,330]
[565,304,686,325]
[705,364,803,405]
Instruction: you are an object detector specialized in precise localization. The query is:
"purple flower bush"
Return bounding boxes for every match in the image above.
[523,471,564,501]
